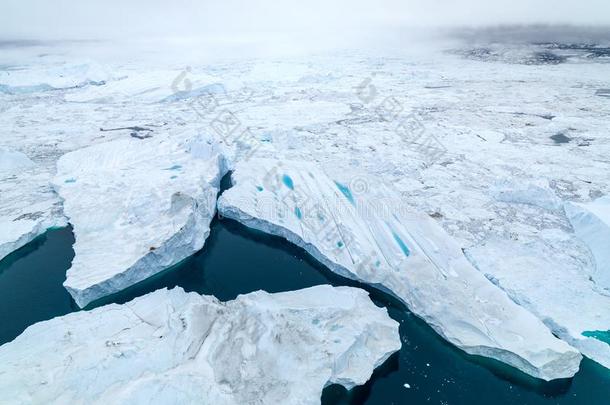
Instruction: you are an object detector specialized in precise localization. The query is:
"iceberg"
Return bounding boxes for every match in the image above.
[490,178,561,211]
[465,238,610,370]
[565,196,610,291]
[0,149,67,261]
[0,149,34,172]
[0,285,400,405]
[0,62,110,94]
[217,158,582,381]
[53,136,225,308]
[65,69,224,104]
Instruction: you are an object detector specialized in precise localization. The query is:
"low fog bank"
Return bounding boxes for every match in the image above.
[1,1,609,63]
[2,0,610,41]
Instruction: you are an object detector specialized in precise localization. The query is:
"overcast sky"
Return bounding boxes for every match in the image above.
[1,0,609,40]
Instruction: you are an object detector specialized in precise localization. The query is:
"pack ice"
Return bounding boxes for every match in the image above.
[565,196,610,291]
[0,285,400,405]
[0,149,66,261]
[217,158,582,381]
[53,136,225,308]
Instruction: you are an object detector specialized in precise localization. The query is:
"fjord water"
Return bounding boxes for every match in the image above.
[1,221,609,404]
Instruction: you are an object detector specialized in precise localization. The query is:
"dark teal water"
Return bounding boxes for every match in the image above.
[1,221,609,404]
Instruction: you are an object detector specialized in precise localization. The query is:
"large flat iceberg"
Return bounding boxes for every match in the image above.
[53,135,225,307]
[0,285,400,405]
[217,158,581,381]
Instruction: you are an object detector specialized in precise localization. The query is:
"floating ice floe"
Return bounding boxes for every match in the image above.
[65,69,225,104]
[0,149,34,172]
[0,285,400,405]
[0,62,110,94]
[465,238,610,370]
[53,136,225,307]
[565,196,610,291]
[0,149,67,261]
[490,178,561,211]
[217,158,582,381]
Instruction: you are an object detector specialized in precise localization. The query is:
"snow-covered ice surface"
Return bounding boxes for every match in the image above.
[65,69,225,104]
[466,238,610,370]
[0,149,67,261]
[565,196,610,291]
[53,135,225,307]
[1,33,610,383]
[490,178,562,211]
[0,60,111,94]
[218,158,581,380]
[0,285,400,405]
